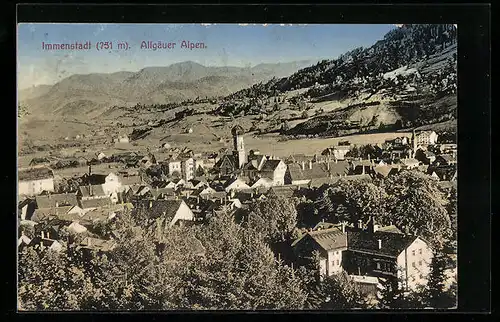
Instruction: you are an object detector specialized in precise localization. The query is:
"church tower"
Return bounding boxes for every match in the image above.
[232,125,246,168]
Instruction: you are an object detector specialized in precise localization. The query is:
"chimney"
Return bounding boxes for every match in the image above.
[357,219,363,229]
[301,161,305,170]
[149,201,152,208]
[46,232,50,239]
[378,239,382,249]
[327,162,330,171]
[55,202,59,208]
[309,160,313,170]
[87,238,91,247]
[341,222,346,233]
[41,231,45,239]
[373,224,379,233]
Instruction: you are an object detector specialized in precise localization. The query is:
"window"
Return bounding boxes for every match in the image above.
[412,250,416,256]
[376,262,381,270]
[336,260,339,266]
[418,260,422,266]
[419,249,422,255]
[412,262,416,268]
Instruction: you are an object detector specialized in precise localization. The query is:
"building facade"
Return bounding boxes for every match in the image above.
[18,167,55,197]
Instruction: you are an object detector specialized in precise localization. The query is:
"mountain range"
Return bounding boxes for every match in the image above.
[18,60,318,118]
[216,24,458,136]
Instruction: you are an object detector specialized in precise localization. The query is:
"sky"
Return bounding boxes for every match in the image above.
[17,23,397,89]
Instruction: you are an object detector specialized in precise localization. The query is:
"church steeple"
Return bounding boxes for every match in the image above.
[231,125,246,168]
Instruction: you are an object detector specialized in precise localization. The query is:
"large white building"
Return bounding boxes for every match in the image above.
[18,167,55,197]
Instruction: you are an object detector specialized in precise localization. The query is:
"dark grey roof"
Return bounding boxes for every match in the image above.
[267,185,299,198]
[347,230,418,257]
[36,193,78,209]
[80,197,112,209]
[79,185,106,198]
[260,160,283,172]
[18,167,54,181]
[309,227,348,251]
[133,199,184,221]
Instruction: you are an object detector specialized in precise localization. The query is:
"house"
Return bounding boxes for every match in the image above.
[215,154,239,176]
[133,199,195,228]
[77,237,117,253]
[250,177,274,189]
[330,145,352,160]
[18,198,36,221]
[415,149,436,165]
[433,154,457,167]
[119,174,142,189]
[185,179,208,190]
[115,134,130,143]
[350,160,377,176]
[67,222,88,234]
[413,131,438,146]
[81,173,107,185]
[285,154,313,165]
[18,167,55,197]
[102,173,123,202]
[35,193,79,209]
[164,157,183,177]
[259,159,287,186]
[181,157,196,182]
[18,232,32,250]
[399,158,420,169]
[224,177,251,192]
[78,185,108,200]
[31,206,74,222]
[29,157,52,167]
[96,152,107,161]
[80,197,112,211]
[427,166,457,181]
[285,160,350,185]
[267,185,300,199]
[349,275,380,301]
[344,224,433,292]
[373,165,400,179]
[28,231,64,252]
[292,226,348,277]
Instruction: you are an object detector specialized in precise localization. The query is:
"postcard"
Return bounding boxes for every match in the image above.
[17,22,458,311]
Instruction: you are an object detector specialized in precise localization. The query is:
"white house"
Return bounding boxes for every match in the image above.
[414,131,439,146]
[259,159,287,186]
[251,177,274,189]
[224,177,251,192]
[292,226,348,277]
[18,167,55,197]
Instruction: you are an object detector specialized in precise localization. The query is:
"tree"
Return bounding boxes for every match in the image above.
[383,171,452,248]
[421,251,456,308]
[317,180,389,225]
[245,195,298,243]
[184,209,307,310]
[18,248,97,311]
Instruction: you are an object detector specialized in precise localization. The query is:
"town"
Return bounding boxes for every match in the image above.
[17,126,457,309]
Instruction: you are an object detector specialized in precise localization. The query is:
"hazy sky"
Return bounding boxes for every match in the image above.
[17,23,397,89]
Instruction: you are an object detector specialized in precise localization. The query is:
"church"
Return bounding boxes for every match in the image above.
[214,125,247,176]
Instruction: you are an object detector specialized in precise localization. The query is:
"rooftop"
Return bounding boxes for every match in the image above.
[18,167,54,181]
[347,229,418,258]
[35,193,78,209]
